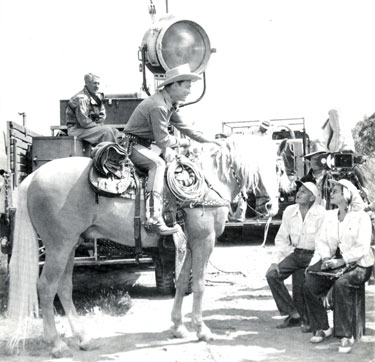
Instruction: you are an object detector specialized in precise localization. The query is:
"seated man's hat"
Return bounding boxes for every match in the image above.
[304,140,328,159]
[158,64,201,88]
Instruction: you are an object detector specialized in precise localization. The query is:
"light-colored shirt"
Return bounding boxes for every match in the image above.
[123,90,209,149]
[272,203,326,263]
[312,209,374,267]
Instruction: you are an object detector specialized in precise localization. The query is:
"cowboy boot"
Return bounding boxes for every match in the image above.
[145,191,180,235]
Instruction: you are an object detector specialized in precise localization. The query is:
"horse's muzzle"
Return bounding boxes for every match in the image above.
[265,201,278,217]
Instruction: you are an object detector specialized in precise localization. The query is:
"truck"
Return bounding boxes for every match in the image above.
[0,14,214,294]
[220,118,310,240]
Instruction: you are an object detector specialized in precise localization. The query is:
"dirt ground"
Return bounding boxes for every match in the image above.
[0,230,374,362]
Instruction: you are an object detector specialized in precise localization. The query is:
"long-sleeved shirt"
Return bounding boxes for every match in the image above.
[123,90,210,148]
[312,209,374,267]
[66,87,106,128]
[272,203,326,263]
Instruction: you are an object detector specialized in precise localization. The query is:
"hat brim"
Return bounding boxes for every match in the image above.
[295,180,318,198]
[303,151,327,159]
[328,179,357,192]
[158,73,201,88]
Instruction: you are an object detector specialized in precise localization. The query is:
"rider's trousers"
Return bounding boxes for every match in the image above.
[129,144,165,194]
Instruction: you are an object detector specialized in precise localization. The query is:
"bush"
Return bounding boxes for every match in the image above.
[352,113,375,157]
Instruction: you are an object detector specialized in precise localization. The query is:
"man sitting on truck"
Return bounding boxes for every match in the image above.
[65,73,120,145]
[266,181,325,332]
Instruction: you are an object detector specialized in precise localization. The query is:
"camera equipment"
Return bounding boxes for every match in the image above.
[321,152,364,171]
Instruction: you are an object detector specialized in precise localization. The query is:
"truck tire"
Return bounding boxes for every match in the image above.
[152,250,193,296]
[153,251,175,295]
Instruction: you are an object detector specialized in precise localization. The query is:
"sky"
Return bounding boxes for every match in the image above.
[0,0,374,141]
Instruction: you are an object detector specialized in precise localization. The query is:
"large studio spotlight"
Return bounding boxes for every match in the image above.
[140,16,215,102]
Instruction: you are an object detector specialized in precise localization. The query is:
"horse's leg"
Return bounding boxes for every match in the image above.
[171,249,192,338]
[190,234,215,342]
[38,243,76,358]
[56,247,96,351]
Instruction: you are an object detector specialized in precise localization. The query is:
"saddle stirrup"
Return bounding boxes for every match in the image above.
[145,191,179,235]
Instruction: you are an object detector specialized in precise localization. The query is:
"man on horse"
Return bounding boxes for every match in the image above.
[66,73,120,145]
[123,64,221,235]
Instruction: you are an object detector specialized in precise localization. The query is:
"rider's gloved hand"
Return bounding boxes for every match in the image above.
[164,147,177,164]
[178,138,191,148]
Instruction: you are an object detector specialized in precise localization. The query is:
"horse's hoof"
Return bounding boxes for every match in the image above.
[51,340,73,359]
[197,329,214,342]
[79,338,98,351]
[171,325,190,339]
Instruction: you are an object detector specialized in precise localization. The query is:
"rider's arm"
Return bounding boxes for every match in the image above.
[170,112,217,144]
[150,106,179,148]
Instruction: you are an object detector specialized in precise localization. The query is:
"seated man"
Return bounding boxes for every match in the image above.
[303,179,373,353]
[266,181,325,331]
[66,73,120,145]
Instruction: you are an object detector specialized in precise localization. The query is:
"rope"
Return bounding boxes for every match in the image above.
[209,260,247,277]
[167,156,206,202]
[260,216,273,247]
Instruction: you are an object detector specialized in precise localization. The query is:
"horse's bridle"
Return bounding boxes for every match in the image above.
[229,162,272,218]
[229,164,248,202]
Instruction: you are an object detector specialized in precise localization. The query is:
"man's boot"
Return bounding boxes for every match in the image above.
[145,191,180,235]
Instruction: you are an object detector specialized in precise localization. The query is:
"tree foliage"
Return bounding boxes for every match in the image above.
[352,113,375,157]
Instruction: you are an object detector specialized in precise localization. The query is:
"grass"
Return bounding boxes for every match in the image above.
[0,253,133,318]
[58,286,133,316]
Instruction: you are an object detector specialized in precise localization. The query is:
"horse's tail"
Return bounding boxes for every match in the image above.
[7,173,39,352]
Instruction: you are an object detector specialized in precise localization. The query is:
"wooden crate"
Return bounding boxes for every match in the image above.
[31,136,90,171]
[59,95,143,125]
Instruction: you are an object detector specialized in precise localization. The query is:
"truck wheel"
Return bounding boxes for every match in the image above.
[153,252,175,295]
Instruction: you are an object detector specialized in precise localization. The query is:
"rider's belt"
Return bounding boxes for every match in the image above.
[294,248,314,254]
[124,133,153,149]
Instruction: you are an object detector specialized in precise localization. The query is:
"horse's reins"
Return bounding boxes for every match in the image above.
[229,162,273,247]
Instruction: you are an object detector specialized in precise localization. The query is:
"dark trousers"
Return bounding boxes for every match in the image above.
[303,260,372,337]
[266,249,313,323]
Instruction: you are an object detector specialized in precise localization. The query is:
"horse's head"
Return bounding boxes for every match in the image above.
[214,134,284,217]
[277,139,296,178]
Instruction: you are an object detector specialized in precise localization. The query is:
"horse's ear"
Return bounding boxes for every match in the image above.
[277,139,288,156]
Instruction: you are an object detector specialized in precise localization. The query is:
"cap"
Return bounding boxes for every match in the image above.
[328,179,358,195]
[296,180,319,198]
[329,178,364,211]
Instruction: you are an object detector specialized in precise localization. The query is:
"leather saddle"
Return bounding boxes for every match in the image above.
[88,142,179,225]
[89,142,138,199]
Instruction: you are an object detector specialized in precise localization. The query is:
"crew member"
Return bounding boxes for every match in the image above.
[303,179,374,353]
[66,73,120,145]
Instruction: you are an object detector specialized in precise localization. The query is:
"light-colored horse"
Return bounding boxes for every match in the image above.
[7,134,284,357]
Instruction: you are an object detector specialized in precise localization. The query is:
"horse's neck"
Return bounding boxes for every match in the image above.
[201,156,238,203]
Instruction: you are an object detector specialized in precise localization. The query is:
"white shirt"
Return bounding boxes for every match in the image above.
[312,209,374,267]
[272,203,326,263]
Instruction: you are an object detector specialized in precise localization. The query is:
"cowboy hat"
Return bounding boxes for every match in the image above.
[304,141,328,159]
[158,64,201,88]
[259,120,271,131]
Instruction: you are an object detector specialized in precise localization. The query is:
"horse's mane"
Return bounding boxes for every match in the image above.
[213,134,277,193]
